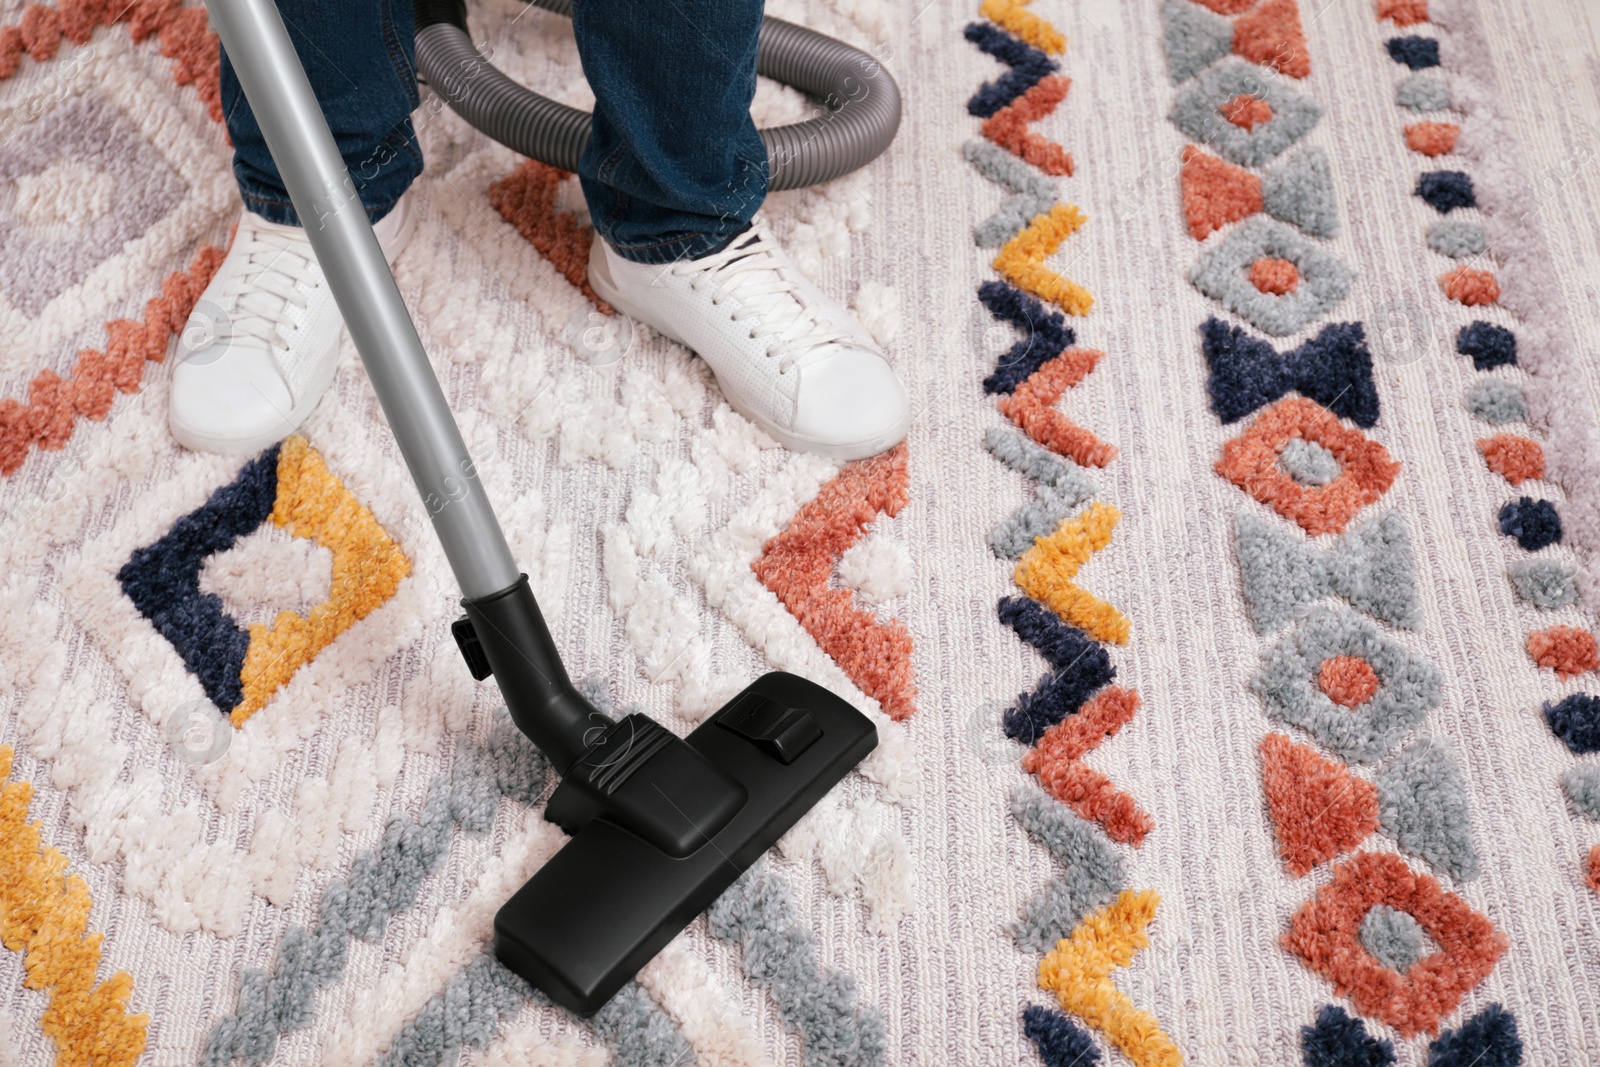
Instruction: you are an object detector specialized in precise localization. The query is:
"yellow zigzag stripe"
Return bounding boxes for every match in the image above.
[1014,501,1130,643]
[233,435,411,725]
[994,203,1094,316]
[0,747,148,1067]
[1040,889,1182,1067]
[981,0,1066,54]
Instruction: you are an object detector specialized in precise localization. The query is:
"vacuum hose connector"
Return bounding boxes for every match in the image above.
[459,575,606,773]
[412,0,900,190]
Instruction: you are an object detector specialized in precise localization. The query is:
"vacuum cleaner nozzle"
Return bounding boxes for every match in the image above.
[460,577,877,1016]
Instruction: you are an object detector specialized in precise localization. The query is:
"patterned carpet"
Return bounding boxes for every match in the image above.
[2,0,1599,1063]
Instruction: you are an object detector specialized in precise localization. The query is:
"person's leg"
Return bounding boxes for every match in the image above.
[220,0,422,225]
[571,0,767,264]
[172,0,422,455]
[574,0,910,460]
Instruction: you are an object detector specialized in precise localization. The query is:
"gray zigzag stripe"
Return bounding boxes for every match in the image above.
[200,708,550,1066]
[964,140,1059,248]
[376,950,697,1067]
[1007,784,1126,954]
[984,428,1096,560]
[708,861,887,1067]
[594,982,699,1067]
[318,674,700,1067]
[376,955,533,1067]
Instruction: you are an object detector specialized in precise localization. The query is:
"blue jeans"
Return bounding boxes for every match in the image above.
[219,0,768,263]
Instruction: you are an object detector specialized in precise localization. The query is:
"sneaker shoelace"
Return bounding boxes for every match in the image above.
[205,223,322,358]
[670,226,854,374]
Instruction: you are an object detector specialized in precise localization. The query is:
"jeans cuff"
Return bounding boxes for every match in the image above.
[238,188,404,229]
[600,223,748,265]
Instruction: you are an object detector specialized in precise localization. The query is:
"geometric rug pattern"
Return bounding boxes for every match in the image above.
[1,0,1598,1063]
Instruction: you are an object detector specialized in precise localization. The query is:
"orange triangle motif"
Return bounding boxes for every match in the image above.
[1233,0,1310,79]
[754,443,917,720]
[1180,146,1263,240]
[1259,732,1379,876]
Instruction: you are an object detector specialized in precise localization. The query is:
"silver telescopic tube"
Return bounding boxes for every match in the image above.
[202,0,520,600]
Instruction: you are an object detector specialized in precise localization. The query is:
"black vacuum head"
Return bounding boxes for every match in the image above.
[493,671,876,1015]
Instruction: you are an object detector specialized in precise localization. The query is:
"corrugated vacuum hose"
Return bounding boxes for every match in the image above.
[412,0,901,189]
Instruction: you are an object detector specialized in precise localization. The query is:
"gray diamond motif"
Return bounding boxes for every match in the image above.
[1188,218,1354,337]
[1252,606,1441,765]
[1169,58,1323,167]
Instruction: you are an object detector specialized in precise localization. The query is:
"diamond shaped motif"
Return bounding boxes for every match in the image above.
[1169,58,1322,166]
[118,436,410,726]
[1189,218,1354,337]
[1284,851,1506,1037]
[1217,397,1398,536]
[1253,606,1441,765]
[0,91,187,317]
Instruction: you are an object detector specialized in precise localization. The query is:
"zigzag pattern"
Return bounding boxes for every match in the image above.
[964,5,1170,1061]
[753,443,917,721]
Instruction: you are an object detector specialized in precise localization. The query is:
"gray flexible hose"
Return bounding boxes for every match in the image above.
[413,0,899,190]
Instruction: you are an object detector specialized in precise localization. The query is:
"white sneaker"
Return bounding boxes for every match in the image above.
[169,196,416,454]
[587,217,910,461]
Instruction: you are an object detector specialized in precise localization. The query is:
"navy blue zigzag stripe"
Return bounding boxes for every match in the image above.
[117,443,282,713]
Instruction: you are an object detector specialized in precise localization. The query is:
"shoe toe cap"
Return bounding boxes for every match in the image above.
[792,348,909,459]
[169,346,297,453]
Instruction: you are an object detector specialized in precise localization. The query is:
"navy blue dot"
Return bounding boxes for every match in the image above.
[1498,497,1561,551]
[1456,321,1516,369]
[1545,694,1600,755]
[1386,36,1440,70]
[1427,1004,1523,1067]
[1416,171,1476,213]
[1301,1004,1395,1067]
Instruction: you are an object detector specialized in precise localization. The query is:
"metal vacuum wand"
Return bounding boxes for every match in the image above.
[203,0,606,768]
[203,0,877,1017]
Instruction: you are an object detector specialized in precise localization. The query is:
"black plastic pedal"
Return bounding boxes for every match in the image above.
[451,616,493,680]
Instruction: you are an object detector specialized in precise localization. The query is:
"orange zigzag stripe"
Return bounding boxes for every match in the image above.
[489,160,614,313]
[0,0,222,121]
[982,74,1073,176]
[996,347,1117,467]
[0,746,148,1065]
[1023,686,1153,845]
[0,240,227,475]
[754,442,917,720]
[0,0,226,478]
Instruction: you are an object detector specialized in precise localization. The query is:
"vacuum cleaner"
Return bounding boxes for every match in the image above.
[202,0,896,1019]
[412,0,901,189]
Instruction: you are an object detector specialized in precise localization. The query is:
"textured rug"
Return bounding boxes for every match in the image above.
[3,0,1600,1063]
